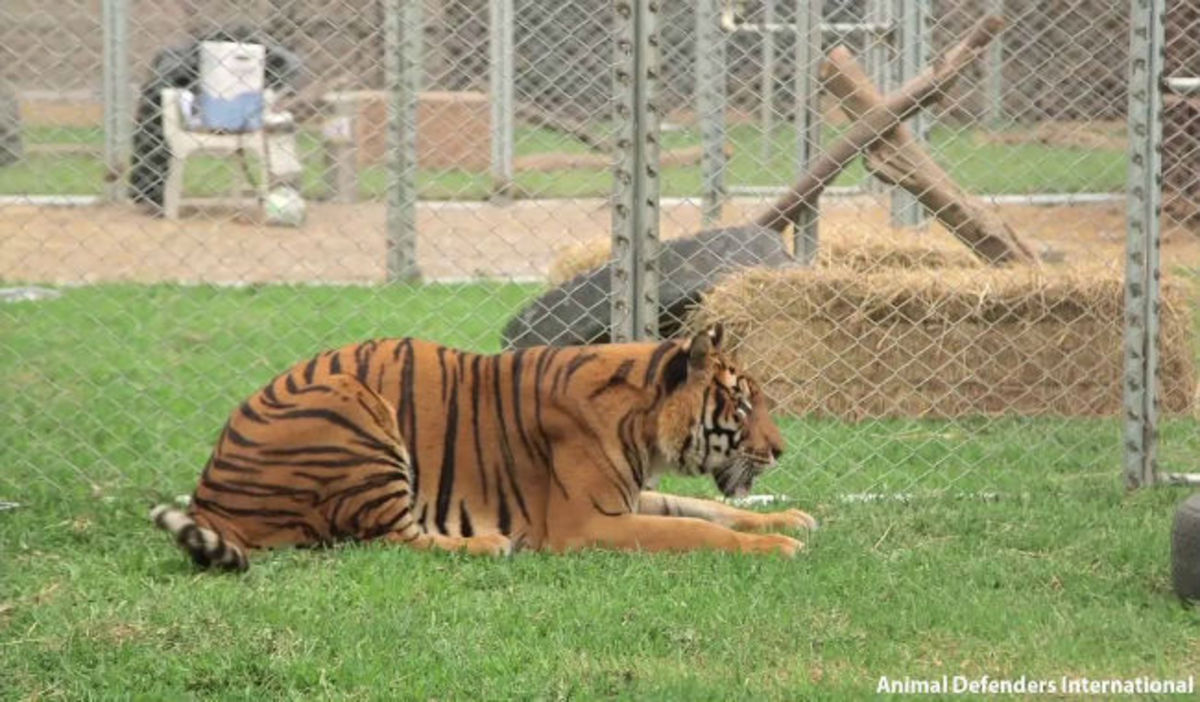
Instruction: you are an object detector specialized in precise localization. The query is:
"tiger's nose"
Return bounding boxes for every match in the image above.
[771,446,783,460]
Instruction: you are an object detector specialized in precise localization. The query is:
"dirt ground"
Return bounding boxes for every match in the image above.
[3,196,1200,285]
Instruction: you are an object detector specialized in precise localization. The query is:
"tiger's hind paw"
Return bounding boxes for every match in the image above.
[744,533,805,557]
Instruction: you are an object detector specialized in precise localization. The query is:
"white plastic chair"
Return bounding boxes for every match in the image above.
[159,86,271,219]
[159,42,301,219]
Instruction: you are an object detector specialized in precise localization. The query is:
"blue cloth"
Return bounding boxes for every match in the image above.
[199,91,264,132]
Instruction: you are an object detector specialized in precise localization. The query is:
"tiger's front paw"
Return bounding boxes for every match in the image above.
[735,508,819,533]
[766,508,818,533]
[743,533,805,557]
[466,533,514,557]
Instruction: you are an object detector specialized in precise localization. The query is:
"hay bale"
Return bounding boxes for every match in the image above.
[547,238,614,286]
[548,230,979,285]
[813,237,980,271]
[689,265,1195,419]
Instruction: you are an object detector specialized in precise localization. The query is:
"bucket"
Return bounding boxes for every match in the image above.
[198,41,265,132]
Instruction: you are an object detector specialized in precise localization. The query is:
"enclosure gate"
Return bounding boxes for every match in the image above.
[1127,0,1200,489]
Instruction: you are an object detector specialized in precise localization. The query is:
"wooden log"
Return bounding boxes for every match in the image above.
[822,46,1037,265]
[753,16,1010,240]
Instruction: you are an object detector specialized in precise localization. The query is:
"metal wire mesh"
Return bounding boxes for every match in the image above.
[1157,0,1200,485]
[1,0,1195,504]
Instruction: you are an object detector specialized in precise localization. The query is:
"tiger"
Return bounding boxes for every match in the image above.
[150,323,817,571]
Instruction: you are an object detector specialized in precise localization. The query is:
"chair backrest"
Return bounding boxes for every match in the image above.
[197,41,266,133]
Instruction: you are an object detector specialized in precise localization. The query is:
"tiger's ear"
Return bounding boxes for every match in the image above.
[662,349,691,394]
[662,328,714,394]
[688,325,720,370]
[708,322,725,350]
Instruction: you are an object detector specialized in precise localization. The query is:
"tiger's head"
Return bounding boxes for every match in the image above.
[654,323,784,498]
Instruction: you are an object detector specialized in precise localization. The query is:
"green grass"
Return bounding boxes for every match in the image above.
[0,122,1126,200]
[2,283,1198,698]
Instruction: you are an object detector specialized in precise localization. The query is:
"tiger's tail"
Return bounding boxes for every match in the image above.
[150,504,249,572]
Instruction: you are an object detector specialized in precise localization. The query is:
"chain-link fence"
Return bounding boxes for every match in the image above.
[2,0,1197,506]
[1154,0,1200,488]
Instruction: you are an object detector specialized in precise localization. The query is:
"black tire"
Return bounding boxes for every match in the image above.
[1171,493,1200,604]
[501,226,796,348]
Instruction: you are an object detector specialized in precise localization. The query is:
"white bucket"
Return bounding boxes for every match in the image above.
[198,41,265,132]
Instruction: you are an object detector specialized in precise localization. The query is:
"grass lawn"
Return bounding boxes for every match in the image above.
[2,283,1198,698]
[2,122,1126,201]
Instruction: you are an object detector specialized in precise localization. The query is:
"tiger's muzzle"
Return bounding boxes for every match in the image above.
[715,451,775,499]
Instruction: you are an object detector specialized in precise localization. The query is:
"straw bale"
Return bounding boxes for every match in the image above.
[813,238,979,272]
[689,264,1195,419]
[547,230,978,285]
[548,238,615,285]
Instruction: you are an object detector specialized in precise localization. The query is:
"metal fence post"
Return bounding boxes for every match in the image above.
[385,0,421,282]
[863,0,889,200]
[612,0,661,342]
[985,0,1005,126]
[760,0,777,167]
[794,0,823,263]
[102,0,130,203]
[697,0,726,227]
[490,0,515,200]
[1123,0,1165,489]
[891,0,928,228]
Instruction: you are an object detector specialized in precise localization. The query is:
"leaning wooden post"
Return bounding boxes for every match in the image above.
[822,46,1037,265]
[753,16,1031,263]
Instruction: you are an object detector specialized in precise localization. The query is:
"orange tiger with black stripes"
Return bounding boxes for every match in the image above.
[150,323,816,570]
